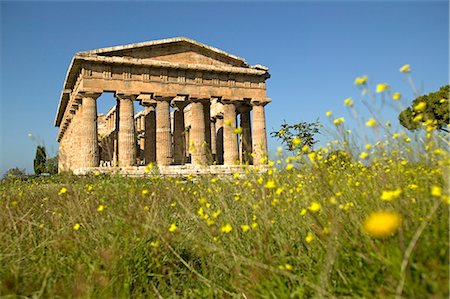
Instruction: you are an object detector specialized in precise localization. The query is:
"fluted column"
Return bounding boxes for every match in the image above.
[190,98,208,165]
[240,105,253,164]
[216,115,224,165]
[72,100,83,169]
[79,92,101,168]
[117,93,136,167]
[156,97,172,166]
[223,100,238,165]
[173,104,186,165]
[210,117,217,162]
[144,104,156,164]
[252,101,268,166]
[203,101,211,161]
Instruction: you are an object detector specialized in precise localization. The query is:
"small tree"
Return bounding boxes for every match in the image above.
[271,120,320,152]
[33,146,47,175]
[399,85,449,133]
[46,156,58,175]
[4,167,27,179]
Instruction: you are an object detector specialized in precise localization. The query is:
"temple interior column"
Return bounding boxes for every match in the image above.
[203,100,212,162]
[144,103,156,164]
[240,105,253,164]
[252,101,268,166]
[156,97,172,166]
[116,93,136,167]
[222,100,238,165]
[172,103,186,165]
[190,98,207,165]
[215,114,224,165]
[210,117,217,163]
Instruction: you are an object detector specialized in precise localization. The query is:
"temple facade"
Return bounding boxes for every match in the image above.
[54,37,271,174]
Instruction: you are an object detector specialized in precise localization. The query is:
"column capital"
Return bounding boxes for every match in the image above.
[115,92,137,100]
[154,92,177,98]
[79,91,102,99]
[171,95,189,109]
[189,95,210,103]
[250,98,272,107]
[154,95,173,102]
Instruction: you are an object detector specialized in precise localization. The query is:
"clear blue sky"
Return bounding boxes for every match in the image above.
[0,1,448,175]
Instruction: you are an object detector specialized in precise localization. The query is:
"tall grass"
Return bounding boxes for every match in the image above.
[1,71,448,298]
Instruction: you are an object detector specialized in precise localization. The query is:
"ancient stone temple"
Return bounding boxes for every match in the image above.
[54,37,271,175]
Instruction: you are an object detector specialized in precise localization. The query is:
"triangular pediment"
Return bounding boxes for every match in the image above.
[78,37,249,68]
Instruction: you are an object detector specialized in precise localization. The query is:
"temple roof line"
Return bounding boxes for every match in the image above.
[77,37,247,64]
[76,55,268,75]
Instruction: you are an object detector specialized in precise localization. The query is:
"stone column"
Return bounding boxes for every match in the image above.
[79,92,101,168]
[215,115,224,165]
[173,104,186,165]
[203,101,211,160]
[240,105,253,164]
[156,97,172,166]
[252,101,268,166]
[116,93,136,167]
[190,98,208,165]
[210,117,217,162]
[144,104,156,164]
[223,100,238,165]
[72,99,82,169]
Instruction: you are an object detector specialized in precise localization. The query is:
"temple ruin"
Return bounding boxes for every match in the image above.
[54,37,271,175]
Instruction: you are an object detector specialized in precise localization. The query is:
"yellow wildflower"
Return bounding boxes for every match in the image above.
[168,223,177,232]
[292,138,301,146]
[354,75,368,85]
[392,92,401,100]
[333,117,345,125]
[431,186,442,197]
[308,202,321,212]
[221,223,233,233]
[414,102,427,111]
[376,83,390,93]
[284,263,293,271]
[142,189,149,196]
[241,224,250,233]
[399,64,411,73]
[58,187,67,195]
[326,111,332,117]
[264,180,276,189]
[150,240,159,247]
[381,188,402,201]
[73,223,81,231]
[413,114,423,122]
[363,211,401,238]
[408,184,418,190]
[302,144,310,153]
[286,163,294,171]
[365,118,378,127]
[344,97,354,107]
[360,152,369,159]
[305,232,314,243]
[97,205,105,212]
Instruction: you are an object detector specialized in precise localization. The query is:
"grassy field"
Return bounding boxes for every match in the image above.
[1,132,448,298]
[1,74,449,298]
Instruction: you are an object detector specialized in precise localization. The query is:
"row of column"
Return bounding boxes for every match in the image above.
[62,93,268,169]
